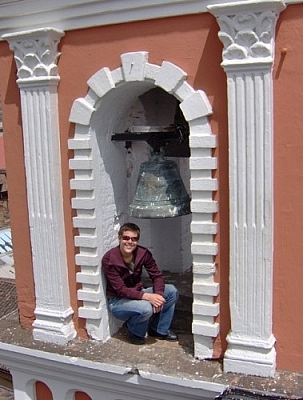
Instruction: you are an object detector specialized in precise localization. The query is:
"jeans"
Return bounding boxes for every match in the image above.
[108,284,179,338]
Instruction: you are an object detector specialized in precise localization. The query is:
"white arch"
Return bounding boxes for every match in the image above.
[68,51,218,358]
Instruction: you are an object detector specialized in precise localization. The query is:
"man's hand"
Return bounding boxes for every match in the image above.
[142,292,165,313]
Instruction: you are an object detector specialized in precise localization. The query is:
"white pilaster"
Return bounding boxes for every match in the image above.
[208,0,286,377]
[3,28,76,344]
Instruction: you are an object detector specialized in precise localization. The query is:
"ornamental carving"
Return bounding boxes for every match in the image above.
[6,31,63,80]
[217,11,277,61]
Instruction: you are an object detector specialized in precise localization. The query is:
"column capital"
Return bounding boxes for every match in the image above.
[2,28,64,82]
[208,0,286,67]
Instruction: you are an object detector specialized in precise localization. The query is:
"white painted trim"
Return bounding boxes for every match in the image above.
[0,342,227,400]
[0,0,300,39]
[68,51,218,359]
[3,28,76,345]
[209,0,284,377]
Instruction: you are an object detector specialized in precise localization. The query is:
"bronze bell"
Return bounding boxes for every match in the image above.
[129,153,191,218]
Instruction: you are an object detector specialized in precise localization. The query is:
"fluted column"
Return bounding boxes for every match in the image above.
[3,28,76,344]
[208,0,285,377]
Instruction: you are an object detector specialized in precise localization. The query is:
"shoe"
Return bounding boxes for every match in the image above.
[128,332,146,345]
[148,328,178,341]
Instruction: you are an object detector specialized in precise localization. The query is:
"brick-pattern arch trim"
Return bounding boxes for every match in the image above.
[68,51,218,358]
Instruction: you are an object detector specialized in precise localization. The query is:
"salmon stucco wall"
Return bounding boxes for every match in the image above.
[0,13,230,352]
[13,6,303,372]
[0,41,35,328]
[273,4,303,373]
[58,14,230,349]
[0,137,5,169]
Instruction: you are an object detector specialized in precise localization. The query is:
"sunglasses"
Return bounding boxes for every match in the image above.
[121,235,139,242]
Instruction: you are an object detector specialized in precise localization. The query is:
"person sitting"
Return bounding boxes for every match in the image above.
[102,222,179,345]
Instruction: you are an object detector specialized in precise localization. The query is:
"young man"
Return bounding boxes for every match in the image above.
[102,222,179,345]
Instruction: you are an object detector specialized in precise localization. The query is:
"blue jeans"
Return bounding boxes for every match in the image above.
[108,284,179,338]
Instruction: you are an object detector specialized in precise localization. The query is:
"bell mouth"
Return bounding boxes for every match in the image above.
[128,153,191,219]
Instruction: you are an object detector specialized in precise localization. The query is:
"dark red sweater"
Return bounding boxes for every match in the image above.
[101,245,165,300]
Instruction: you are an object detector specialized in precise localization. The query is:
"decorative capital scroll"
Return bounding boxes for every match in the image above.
[3,28,64,81]
[208,0,286,65]
[218,11,276,61]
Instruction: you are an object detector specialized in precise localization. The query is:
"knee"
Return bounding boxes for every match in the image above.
[165,284,179,302]
[139,302,154,318]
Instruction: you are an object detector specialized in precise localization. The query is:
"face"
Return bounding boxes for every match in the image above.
[118,230,139,257]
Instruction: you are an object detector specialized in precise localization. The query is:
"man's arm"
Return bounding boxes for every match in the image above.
[143,251,165,296]
[142,250,166,312]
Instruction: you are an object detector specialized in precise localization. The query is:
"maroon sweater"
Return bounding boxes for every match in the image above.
[102,245,165,300]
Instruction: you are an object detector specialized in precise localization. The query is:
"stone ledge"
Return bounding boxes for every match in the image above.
[0,306,302,399]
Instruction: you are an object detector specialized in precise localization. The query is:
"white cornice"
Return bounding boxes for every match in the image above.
[0,0,301,39]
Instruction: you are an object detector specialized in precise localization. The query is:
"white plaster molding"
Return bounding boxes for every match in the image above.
[69,51,218,358]
[0,342,227,400]
[0,0,300,39]
[208,0,286,377]
[3,28,76,345]
[3,27,63,81]
[208,0,286,67]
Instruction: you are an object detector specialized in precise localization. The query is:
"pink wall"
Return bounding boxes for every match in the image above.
[0,12,229,343]
[0,42,35,329]
[58,13,230,348]
[0,5,303,373]
[273,4,303,372]
[0,137,6,169]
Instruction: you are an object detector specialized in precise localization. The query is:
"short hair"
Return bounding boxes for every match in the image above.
[118,223,140,238]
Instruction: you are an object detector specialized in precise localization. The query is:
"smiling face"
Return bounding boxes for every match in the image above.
[118,230,139,259]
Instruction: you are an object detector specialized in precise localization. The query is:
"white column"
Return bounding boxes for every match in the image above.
[3,28,76,344]
[208,0,285,377]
